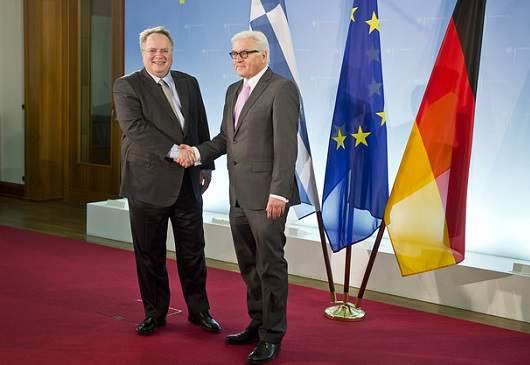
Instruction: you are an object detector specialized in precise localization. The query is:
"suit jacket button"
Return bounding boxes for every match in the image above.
[233,161,237,165]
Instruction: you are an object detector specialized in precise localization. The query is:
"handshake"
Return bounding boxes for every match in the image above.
[173,144,211,193]
[173,144,198,168]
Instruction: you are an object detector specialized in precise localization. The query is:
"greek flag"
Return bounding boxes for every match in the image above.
[250,0,320,218]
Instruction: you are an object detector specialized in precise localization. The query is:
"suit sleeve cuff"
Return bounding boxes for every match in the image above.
[269,194,288,203]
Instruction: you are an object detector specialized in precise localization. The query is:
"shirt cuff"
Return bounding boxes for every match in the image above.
[169,144,179,159]
[191,146,202,166]
[269,194,288,203]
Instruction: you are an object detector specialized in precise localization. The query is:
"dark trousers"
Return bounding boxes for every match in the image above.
[229,205,289,344]
[128,172,209,321]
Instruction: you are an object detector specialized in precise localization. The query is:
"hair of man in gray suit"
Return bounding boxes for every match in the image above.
[231,30,269,57]
[230,30,270,79]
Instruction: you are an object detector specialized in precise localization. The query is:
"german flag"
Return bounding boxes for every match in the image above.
[384,0,486,276]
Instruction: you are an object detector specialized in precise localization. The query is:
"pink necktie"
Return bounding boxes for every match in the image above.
[233,82,251,127]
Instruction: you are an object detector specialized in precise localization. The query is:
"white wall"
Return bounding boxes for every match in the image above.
[0,0,25,184]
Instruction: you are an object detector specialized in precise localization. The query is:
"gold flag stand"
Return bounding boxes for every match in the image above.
[324,299,365,321]
[324,222,386,321]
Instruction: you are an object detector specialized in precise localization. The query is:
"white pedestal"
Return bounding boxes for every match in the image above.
[87,199,530,323]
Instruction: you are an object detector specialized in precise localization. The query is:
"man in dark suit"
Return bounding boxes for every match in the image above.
[113,26,220,336]
[178,30,300,364]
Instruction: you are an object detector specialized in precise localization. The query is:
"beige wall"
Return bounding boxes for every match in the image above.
[0,0,25,184]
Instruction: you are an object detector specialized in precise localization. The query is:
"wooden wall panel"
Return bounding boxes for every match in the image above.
[22,0,123,203]
[24,0,67,200]
[64,0,123,203]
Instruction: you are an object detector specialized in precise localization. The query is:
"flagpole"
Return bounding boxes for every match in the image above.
[324,244,365,321]
[355,221,386,309]
[316,211,336,303]
[343,245,352,303]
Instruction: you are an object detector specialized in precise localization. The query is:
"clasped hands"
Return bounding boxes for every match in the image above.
[174,144,210,193]
[174,144,196,168]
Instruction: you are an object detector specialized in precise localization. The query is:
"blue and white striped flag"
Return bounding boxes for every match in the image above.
[250,0,320,218]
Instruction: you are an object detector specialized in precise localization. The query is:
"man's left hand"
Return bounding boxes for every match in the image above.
[266,196,286,220]
[199,170,212,194]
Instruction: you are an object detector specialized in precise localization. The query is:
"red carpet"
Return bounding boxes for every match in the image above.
[1,225,529,365]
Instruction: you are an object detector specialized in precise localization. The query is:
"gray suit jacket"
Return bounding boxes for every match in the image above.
[113,69,214,207]
[198,68,300,210]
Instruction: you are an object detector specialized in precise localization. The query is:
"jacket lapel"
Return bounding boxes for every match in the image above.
[234,68,272,136]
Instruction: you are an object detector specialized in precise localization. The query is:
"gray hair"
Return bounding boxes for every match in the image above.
[231,30,269,59]
[139,26,174,50]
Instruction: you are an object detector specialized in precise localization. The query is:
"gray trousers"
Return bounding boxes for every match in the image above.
[229,205,289,344]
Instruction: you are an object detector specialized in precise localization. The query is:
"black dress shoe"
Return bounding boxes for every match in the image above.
[188,311,221,333]
[247,342,280,364]
[135,316,166,336]
[225,328,259,345]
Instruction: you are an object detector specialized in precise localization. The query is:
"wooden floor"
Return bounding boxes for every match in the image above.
[1,195,529,334]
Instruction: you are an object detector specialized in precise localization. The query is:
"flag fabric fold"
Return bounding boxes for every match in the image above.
[250,0,320,218]
[384,0,486,276]
[322,1,389,253]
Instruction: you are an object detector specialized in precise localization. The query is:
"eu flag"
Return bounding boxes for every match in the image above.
[322,0,389,253]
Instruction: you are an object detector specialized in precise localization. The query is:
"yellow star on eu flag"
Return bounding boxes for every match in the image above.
[351,7,358,22]
[179,0,186,4]
[365,12,380,34]
[352,126,371,147]
[332,128,347,149]
[376,111,387,125]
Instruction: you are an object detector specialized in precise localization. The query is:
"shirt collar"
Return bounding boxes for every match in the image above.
[146,70,174,87]
[244,65,268,92]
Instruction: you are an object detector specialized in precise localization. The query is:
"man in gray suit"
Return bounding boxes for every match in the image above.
[113,26,220,336]
[178,30,300,364]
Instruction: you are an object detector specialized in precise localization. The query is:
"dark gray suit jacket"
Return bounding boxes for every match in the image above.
[198,68,300,210]
[113,69,214,207]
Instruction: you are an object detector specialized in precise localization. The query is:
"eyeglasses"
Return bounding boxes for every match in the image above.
[143,48,170,55]
[229,50,260,60]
